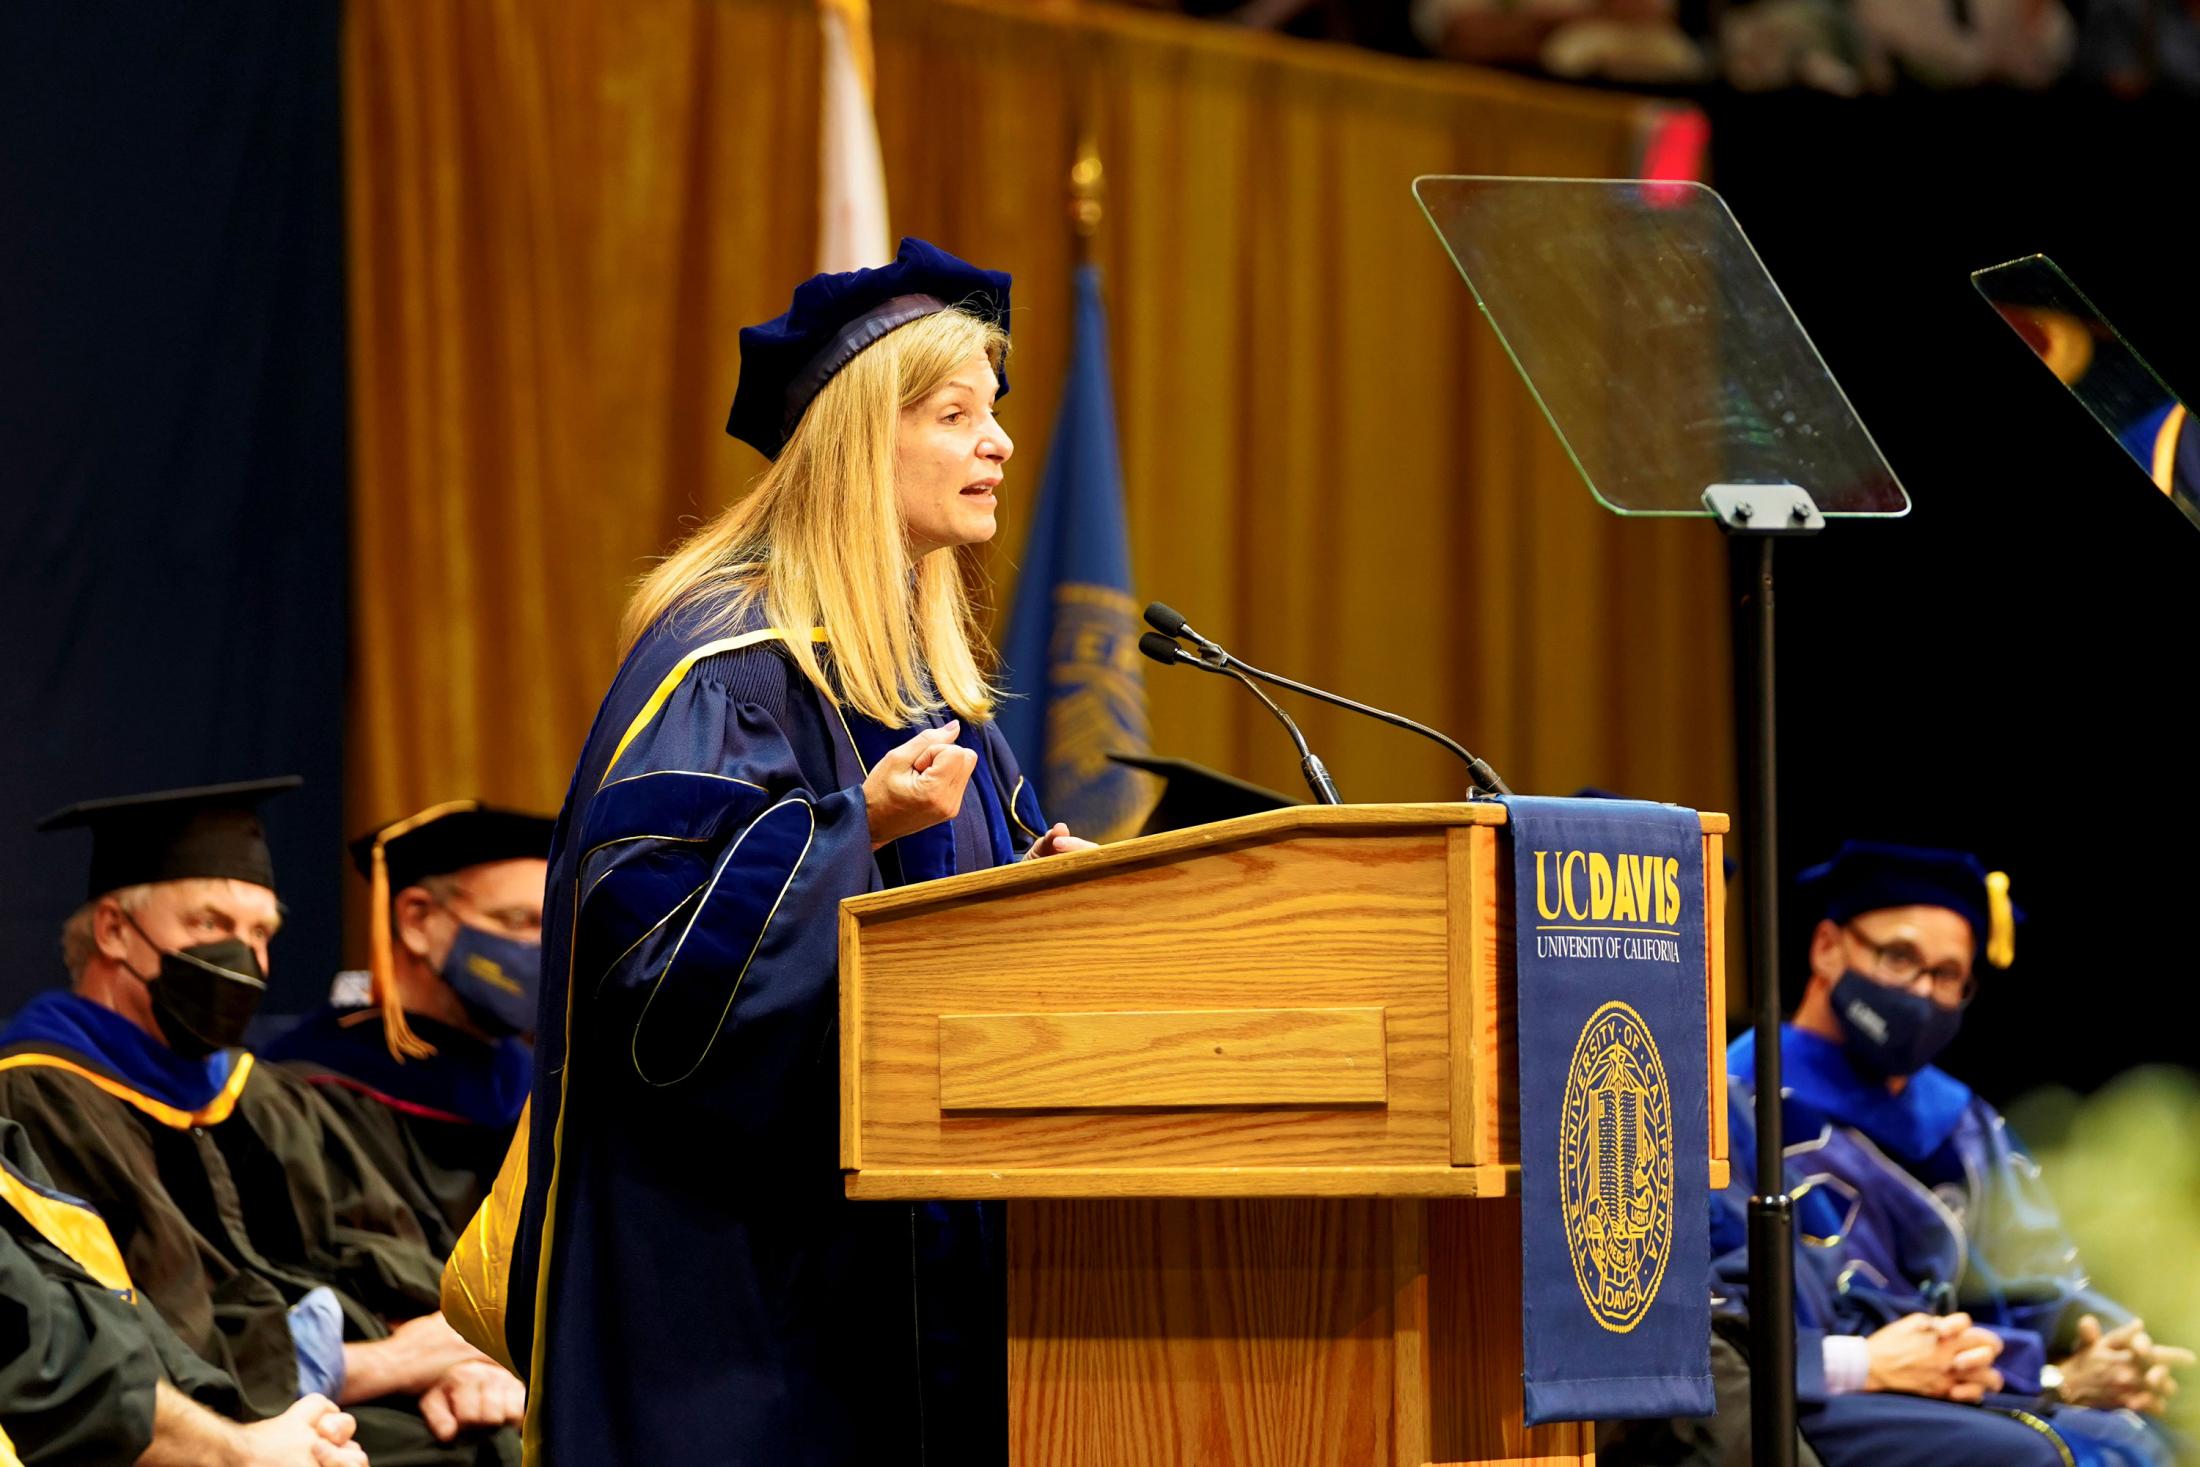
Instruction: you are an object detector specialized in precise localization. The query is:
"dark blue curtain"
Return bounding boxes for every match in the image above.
[0,1,348,1015]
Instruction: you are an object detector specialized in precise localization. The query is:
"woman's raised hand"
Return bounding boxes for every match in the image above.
[863,722,977,849]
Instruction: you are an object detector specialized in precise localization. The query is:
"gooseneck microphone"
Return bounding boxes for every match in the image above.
[1143,602,1223,657]
[1141,603,1512,799]
[1137,632,1342,805]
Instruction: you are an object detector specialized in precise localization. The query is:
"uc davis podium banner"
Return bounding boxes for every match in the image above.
[1504,796,1713,1425]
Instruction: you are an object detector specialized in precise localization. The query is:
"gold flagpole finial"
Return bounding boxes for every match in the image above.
[1069,131,1104,268]
[1070,139,1104,236]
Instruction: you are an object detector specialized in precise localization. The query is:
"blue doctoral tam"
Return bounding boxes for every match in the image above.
[727,236,1013,460]
[1798,840,2023,968]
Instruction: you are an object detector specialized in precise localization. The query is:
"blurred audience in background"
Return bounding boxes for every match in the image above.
[1104,0,2200,96]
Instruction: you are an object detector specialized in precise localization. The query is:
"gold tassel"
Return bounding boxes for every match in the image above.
[367,800,479,1062]
[1985,870,2015,970]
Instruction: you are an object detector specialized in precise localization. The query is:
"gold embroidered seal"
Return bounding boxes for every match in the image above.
[1558,999,1675,1333]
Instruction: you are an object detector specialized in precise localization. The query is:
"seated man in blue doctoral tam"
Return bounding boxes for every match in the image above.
[1717,842,2189,1467]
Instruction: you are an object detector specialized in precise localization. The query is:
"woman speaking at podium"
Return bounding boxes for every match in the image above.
[446,239,1091,1465]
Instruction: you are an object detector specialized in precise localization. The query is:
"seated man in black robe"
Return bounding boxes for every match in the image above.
[0,1115,366,1467]
[0,779,523,1464]
[266,803,549,1259]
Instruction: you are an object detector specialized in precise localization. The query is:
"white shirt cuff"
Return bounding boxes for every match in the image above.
[1823,1334,1871,1396]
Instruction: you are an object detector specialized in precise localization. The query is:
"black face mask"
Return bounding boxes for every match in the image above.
[1831,969,1963,1080]
[123,917,267,1059]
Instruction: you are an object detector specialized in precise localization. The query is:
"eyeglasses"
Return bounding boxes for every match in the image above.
[443,889,544,941]
[1844,924,1975,1008]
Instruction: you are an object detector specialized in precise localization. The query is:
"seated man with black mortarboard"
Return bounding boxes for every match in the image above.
[1713,843,2189,1467]
[0,1115,368,1467]
[265,803,550,1260]
[0,781,524,1464]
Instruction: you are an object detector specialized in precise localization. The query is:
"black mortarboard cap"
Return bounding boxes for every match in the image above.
[349,802,556,891]
[1797,840,2024,969]
[727,237,1012,460]
[352,800,555,1062]
[36,777,301,900]
[1107,754,1300,836]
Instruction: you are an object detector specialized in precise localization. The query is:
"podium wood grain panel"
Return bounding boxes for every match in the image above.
[1425,1197,1594,1466]
[939,1007,1389,1110]
[1445,829,1480,1166]
[852,832,1453,1170]
[1008,1197,1593,1466]
[1450,826,1515,1167]
[1008,1199,1401,1467]
[1705,832,1728,1167]
[1390,1200,1433,1466]
[846,1164,1511,1200]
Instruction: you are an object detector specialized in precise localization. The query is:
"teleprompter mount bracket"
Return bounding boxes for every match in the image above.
[1702,483,1825,535]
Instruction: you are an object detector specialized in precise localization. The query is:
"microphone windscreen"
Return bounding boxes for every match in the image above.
[1137,631,1185,666]
[1143,602,1190,637]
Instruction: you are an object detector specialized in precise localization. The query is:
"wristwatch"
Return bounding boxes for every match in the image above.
[2039,1363,2065,1403]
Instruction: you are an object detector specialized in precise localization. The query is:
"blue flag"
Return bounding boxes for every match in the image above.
[998,264,1154,840]
[1503,795,1714,1425]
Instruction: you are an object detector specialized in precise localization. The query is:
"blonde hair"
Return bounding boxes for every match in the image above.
[624,308,1009,726]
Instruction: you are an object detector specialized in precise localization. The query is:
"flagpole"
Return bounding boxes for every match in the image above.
[995,114,1157,842]
[817,0,891,272]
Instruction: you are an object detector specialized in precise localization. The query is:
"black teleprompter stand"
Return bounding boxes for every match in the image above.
[1704,482,1825,1467]
[1410,172,1909,1464]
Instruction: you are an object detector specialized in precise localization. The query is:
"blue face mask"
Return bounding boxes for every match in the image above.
[439,924,542,1038]
[1831,970,1963,1079]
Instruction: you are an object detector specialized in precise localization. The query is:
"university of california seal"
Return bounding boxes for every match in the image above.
[1557,999,1675,1332]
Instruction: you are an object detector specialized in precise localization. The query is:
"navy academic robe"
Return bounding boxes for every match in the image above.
[1717,1025,2176,1467]
[495,605,1047,1466]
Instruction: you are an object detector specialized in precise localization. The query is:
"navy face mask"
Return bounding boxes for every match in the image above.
[1831,970,1963,1079]
[439,923,541,1038]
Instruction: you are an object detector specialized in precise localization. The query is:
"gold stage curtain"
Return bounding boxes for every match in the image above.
[346,0,1734,951]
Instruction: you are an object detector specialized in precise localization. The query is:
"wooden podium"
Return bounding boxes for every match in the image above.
[839,802,1728,1467]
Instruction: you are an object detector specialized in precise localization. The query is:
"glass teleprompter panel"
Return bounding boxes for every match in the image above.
[1415,176,1909,519]
[1974,253,2199,531]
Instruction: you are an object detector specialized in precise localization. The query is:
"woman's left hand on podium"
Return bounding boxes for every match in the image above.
[1023,822,1098,860]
